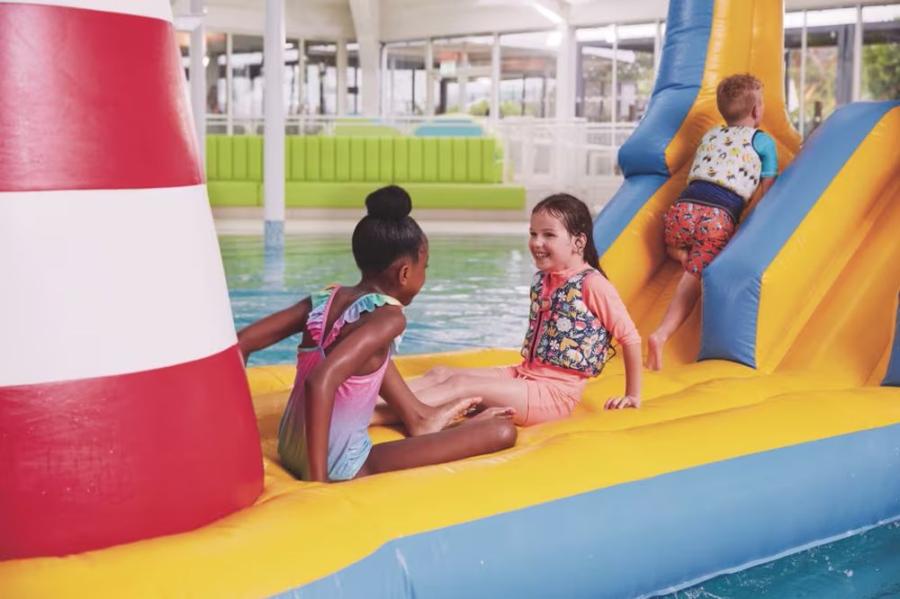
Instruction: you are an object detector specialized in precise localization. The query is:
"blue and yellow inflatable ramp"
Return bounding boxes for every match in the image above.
[2,0,899,597]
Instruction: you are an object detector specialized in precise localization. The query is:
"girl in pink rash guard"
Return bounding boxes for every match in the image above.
[238,186,517,482]
[384,194,643,427]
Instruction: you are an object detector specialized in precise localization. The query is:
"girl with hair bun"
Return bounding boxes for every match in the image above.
[238,185,517,482]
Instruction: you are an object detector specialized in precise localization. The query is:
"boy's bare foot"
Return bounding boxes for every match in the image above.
[646,332,666,371]
[407,397,481,436]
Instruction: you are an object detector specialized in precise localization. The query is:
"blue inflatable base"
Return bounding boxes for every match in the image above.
[278,424,900,599]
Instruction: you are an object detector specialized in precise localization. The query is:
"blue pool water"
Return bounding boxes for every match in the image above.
[220,234,534,365]
[664,520,900,598]
[220,234,900,598]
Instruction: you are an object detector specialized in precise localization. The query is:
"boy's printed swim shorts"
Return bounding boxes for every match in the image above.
[663,201,735,277]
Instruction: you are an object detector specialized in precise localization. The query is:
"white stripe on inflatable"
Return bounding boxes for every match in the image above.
[0,0,173,22]
[0,185,236,387]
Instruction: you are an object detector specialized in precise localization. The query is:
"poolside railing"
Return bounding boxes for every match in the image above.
[203,115,637,195]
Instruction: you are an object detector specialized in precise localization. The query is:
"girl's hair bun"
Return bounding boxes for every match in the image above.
[353,185,425,273]
[365,185,412,220]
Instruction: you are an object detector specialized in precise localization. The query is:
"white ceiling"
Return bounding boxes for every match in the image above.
[172,0,898,41]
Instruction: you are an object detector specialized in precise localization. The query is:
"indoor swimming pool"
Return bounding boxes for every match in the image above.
[221,233,900,598]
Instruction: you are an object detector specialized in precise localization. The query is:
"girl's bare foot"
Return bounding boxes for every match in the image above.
[467,406,516,422]
[407,396,481,436]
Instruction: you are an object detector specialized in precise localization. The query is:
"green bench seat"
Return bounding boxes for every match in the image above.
[284,182,525,210]
[205,135,523,210]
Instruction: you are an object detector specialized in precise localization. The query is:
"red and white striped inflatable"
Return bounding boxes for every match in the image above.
[0,0,263,559]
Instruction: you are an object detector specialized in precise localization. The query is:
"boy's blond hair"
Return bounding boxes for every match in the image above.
[716,74,762,123]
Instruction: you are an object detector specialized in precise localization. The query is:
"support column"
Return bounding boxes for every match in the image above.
[189,0,206,163]
[554,24,576,188]
[359,38,381,117]
[490,33,501,122]
[425,39,435,116]
[611,24,618,144]
[226,32,233,135]
[852,4,862,102]
[381,44,390,117]
[336,38,348,116]
[349,0,382,118]
[800,10,807,137]
[575,42,585,117]
[264,0,285,248]
[298,38,306,116]
[555,24,576,120]
[653,19,662,74]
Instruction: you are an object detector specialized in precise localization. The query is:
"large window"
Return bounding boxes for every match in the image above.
[862,4,900,101]
[500,31,557,118]
[577,22,658,125]
[178,32,355,129]
[177,31,190,79]
[347,42,361,115]
[384,41,428,115]
[785,5,899,137]
[305,41,338,115]
[206,33,227,116]
[576,26,614,122]
[284,39,303,116]
[434,36,493,116]
[805,8,857,133]
[784,17,804,132]
[178,31,229,129]
[615,23,656,123]
[230,34,264,126]
[175,3,896,141]
[785,8,858,134]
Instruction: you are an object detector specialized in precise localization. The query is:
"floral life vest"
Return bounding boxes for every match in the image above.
[520,269,614,377]
[688,125,762,201]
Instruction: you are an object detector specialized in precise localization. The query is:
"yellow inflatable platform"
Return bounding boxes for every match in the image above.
[2,0,899,597]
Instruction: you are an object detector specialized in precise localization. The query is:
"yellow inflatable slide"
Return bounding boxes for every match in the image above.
[2,0,899,597]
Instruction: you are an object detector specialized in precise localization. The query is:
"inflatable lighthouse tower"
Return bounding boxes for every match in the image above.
[0,0,263,559]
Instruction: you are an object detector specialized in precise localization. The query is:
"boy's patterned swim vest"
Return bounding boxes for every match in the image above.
[688,125,762,200]
[520,269,614,377]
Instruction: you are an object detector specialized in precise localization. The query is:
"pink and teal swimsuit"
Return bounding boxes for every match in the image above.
[278,286,402,481]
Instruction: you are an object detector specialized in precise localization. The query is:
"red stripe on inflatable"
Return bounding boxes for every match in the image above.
[0,4,202,192]
[0,345,263,559]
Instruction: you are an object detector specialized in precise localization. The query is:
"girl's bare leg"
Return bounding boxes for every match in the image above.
[371,397,479,432]
[407,365,509,393]
[414,374,531,424]
[357,409,517,477]
[373,366,512,427]
[372,362,482,432]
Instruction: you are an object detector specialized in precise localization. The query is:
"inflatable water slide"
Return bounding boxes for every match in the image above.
[1,0,898,597]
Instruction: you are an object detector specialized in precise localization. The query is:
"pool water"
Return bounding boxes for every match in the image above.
[220,234,534,365]
[664,520,900,598]
[219,234,900,598]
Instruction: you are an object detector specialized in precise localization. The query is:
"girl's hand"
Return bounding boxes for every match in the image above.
[604,395,640,410]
